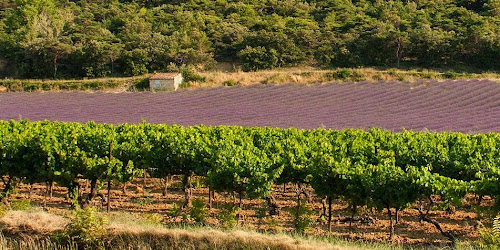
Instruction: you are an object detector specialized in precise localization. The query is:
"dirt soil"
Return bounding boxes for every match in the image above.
[5,176,489,247]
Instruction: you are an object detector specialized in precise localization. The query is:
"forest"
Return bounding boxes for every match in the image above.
[0,0,499,79]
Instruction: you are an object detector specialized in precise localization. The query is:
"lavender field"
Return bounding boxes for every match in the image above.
[1,80,499,133]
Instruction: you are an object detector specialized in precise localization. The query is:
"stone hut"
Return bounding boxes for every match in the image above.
[149,72,183,91]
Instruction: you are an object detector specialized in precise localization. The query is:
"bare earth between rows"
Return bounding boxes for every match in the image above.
[1,80,499,133]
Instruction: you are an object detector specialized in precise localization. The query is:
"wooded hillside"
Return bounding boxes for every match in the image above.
[1,0,499,78]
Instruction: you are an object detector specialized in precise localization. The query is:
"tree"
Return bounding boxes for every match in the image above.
[238,46,278,71]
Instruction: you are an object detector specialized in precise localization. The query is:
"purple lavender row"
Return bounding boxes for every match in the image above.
[1,80,499,133]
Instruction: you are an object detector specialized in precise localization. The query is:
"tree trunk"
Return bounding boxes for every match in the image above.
[49,180,54,198]
[396,37,403,68]
[239,191,243,208]
[44,181,49,208]
[417,207,456,244]
[395,208,399,224]
[2,176,12,194]
[477,195,483,207]
[84,180,89,193]
[266,194,279,216]
[0,176,13,202]
[28,183,33,199]
[349,205,357,228]
[209,187,212,210]
[296,184,301,206]
[232,191,237,206]
[122,182,127,195]
[87,178,98,203]
[53,56,58,79]
[387,206,394,242]
[321,196,327,219]
[328,196,332,232]
[107,180,111,213]
[163,175,169,197]
[182,174,192,208]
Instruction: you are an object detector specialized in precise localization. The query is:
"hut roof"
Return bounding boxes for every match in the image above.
[150,73,181,80]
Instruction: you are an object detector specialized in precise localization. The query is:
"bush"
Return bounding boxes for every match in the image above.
[325,69,359,81]
[352,71,365,82]
[443,71,460,79]
[62,207,108,248]
[334,69,352,80]
[480,214,500,246]
[255,207,267,229]
[223,80,239,86]
[181,67,206,83]
[267,217,281,233]
[9,198,33,211]
[167,203,182,218]
[290,202,314,234]
[217,204,239,229]
[238,46,279,71]
[132,78,150,90]
[0,203,8,218]
[190,198,208,224]
[139,213,164,226]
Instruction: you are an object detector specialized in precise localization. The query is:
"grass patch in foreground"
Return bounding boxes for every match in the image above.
[0,209,487,250]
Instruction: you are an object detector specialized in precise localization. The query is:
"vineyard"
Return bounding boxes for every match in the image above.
[1,120,500,245]
[1,80,500,132]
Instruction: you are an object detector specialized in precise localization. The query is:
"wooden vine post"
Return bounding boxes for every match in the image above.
[107,143,113,213]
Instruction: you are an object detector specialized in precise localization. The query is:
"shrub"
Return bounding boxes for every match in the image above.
[9,198,33,211]
[63,207,108,248]
[139,213,164,226]
[0,203,8,218]
[255,207,267,229]
[132,78,150,90]
[325,69,357,81]
[181,67,206,83]
[263,74,287,84]
[387,68,398,76]
[290,202,314,234]
[334,68,352,80]
[352,71,365,82]
[167,203,182,218]
[223,80,239,86]
[238,46,279,71]
[190,198,208,224]
[267,217,281,233]
[480,214,500,246]
[443,71,460,79]
[217,204,239,229]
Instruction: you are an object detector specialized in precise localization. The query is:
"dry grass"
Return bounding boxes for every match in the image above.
[107,212,346,250]
[188,67,500,89]
[0,209,486,249]
[0,210,68,234]
[2,67,500,92]
[0,210,357,250]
